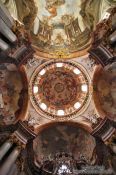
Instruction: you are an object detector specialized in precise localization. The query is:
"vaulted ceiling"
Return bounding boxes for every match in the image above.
[2,0,116,58]
[0,1,116,175]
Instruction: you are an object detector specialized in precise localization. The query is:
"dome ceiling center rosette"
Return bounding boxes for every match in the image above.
[29,60,91,120]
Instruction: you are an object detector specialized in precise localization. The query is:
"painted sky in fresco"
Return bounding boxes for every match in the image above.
[34,0,85,30]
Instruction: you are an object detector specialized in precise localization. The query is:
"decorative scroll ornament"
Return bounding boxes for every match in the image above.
[50,48,70,59]
[9,134,25,151]
[42,152,90,175]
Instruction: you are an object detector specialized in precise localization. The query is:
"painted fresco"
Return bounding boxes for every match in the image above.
[2,0,116,56]
[93,63,116,121]
[0,64,23,125]
[33,123,96,167]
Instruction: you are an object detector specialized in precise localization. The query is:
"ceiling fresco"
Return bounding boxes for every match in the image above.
[33,0,92,54]
[0,63,23,125]
[33,123,96,169]
[0,2,116,175]
[2,0,116,58]
[93,62,116,121]
[25,56,104,131]
[29,60,90,120]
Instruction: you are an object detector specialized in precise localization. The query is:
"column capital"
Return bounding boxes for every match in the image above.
[9,134,25,151]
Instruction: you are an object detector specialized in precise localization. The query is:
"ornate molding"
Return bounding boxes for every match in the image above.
[9,133,25,151]
[89,7,116,66]
[11,22,35,67]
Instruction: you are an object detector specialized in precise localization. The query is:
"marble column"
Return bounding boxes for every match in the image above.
[109,31,116,45]
[0,38,9,51]
[0,141,12,161]
[8,164,17,175]
[0,147,20,175]
[0,1,13,28]
[0,18,17,43]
